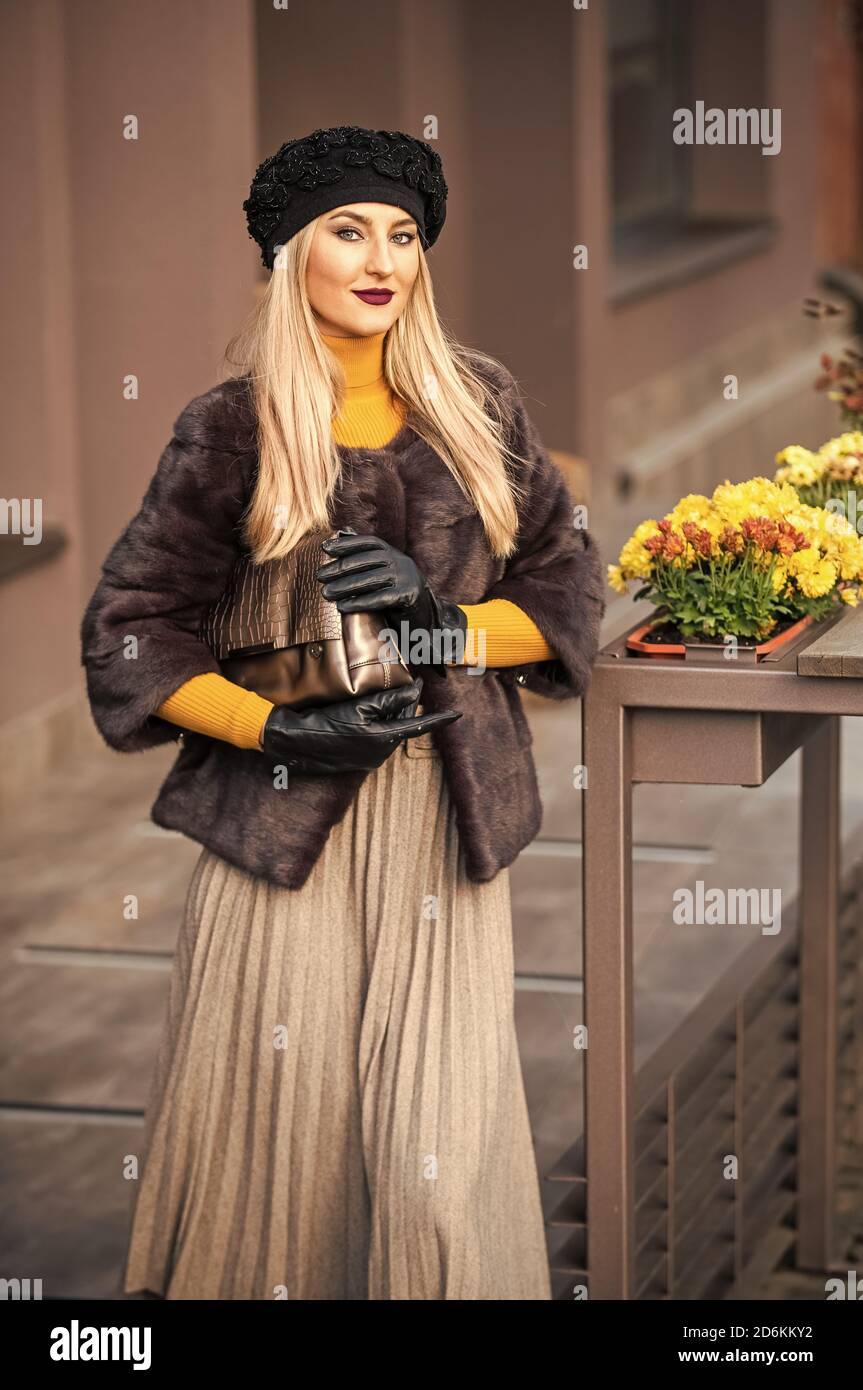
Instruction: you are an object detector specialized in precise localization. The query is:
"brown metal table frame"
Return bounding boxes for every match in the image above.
[582,618,850,1298]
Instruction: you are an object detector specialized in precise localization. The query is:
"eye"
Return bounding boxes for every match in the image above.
[335,227,417,244]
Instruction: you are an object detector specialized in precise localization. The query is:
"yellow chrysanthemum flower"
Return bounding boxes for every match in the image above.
[775,444,818,467]
[777,459,820,487]
[838,545,863,581]
[607,564,628,594]
[771,561,788,593]
[712,477,800,527]
[625,519,658,545]
[667,494,712,525]
[617,534,656,581]
[818,432,863,461]
[774,445,823,489]
[794,557,838,598]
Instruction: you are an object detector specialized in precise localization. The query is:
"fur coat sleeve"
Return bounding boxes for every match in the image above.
[79,395,252,753]
[482,382,607,699]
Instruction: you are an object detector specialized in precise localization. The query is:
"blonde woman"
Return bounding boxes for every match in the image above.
[81,127,606,1301]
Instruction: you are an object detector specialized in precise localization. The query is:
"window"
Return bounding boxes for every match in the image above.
[608,0,691,239]
[607,0,775,304]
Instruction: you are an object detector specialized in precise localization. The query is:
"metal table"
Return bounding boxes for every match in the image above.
[582,606,863,1298]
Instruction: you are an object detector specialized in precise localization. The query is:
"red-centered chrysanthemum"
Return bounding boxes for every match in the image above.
[776,520,808,555]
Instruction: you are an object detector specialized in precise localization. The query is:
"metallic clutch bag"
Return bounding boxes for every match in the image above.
[198,527,414,710]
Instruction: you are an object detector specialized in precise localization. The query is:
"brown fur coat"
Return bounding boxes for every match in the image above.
[80,358,606,889]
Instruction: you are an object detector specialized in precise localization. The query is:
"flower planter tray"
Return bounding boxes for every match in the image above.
[626,613,815,665]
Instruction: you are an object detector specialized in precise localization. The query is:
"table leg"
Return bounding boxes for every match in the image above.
[583,673,634,1297]
[797,715,840,1270]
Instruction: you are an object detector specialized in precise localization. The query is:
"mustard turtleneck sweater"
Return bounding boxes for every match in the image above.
[155,331,556,750]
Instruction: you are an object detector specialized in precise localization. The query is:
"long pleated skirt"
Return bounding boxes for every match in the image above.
[121,722,551,1300]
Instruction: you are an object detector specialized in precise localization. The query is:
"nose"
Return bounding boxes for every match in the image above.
[365,233,395,276]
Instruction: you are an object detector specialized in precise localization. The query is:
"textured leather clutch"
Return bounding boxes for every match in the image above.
[198,527,414,710]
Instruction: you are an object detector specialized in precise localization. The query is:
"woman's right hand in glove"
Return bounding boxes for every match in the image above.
[259,678,461,775]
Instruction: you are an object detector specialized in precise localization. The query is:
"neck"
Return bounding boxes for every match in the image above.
[320,329,387,393]
[318,328,407,448]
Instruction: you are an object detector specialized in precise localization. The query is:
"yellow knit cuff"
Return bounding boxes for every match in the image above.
[156,672,274,751]
[456,599,556,666]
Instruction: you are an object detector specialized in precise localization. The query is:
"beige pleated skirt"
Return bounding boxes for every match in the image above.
[121,722,551,1300]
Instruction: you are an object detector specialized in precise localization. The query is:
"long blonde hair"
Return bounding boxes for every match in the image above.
[223,218,529,563]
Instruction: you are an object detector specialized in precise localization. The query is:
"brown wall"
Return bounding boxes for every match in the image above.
[0,0,257,725]
[0,0,84,725]
[817,0,863,265]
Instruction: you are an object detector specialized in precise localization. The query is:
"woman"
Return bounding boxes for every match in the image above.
[80,126,606,1300]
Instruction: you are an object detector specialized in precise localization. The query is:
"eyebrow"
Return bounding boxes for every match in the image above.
[327,209,418,230]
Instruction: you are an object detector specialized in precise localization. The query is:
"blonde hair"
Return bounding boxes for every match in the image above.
[223,218,529,563]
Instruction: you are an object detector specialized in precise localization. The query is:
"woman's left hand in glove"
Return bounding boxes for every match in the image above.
[315,532,467,673]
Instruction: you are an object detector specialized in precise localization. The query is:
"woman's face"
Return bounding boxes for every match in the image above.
[306,202,421,337]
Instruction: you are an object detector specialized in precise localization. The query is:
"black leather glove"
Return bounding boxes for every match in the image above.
[315,532,468,675]
[260,679,461,775]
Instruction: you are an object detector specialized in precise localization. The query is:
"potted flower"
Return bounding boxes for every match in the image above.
[608,477,863,660]
[815,348,863,431]
[774,431,863,520]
